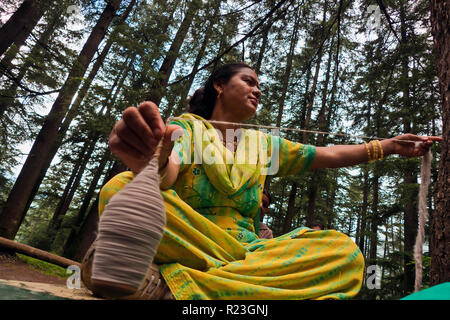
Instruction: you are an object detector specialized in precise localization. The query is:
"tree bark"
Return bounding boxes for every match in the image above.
[302,52,322,143]
[146,0,201,105]
[275,7,301,128]
[0,236,79,268]
[172,0,222,118]
[282,181,298,233]
[253,19,273,75]
[399,2,419,294]
[0,0,123,240]
[429,0,450,285]
[65,160,127,261]
[369,172,380,264]
[304,34,334,226]
[0,6,62,118]
[358,167,370,256]
[62,150,110,258]
[0,0,50,57]
[46,139,99,249]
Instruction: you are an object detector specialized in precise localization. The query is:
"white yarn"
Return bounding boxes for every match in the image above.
[414,150,432,292]
[91,155,166,289]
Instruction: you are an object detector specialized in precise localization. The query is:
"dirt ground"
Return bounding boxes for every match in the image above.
[0,253,67,285]
[0,253,99,300]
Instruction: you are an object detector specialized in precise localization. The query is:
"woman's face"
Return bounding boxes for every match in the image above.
[214,68,262,121]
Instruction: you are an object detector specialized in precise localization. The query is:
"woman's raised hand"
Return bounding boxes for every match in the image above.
[108,101,182,174]
[389,134,443,158]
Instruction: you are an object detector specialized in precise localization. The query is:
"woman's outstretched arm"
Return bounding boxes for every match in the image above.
[310,134,443,170]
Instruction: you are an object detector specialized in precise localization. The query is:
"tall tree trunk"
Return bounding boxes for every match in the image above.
[146,0,200,105]
[369,171,380,264]
[0,0,50,57]
[429,0,450,285]
[304,35,334,226]
[275,7,301,128]
[16,57,128,233]
[301,0,330,142]
[399,2,418,294]
[0,0,123,240]
[403,166,418,293]
[265,9,301,191]
[0,2,69,78]
[172,0,222,118]
[317,36,335,142]
[62,149,110,258]
[46,51,134,249]
[382,228,389,281]
[282,181,298,234]
[299,68,312,130]
[66,160,127,261]
[358,167,370,256]
[0,5,62,118]
[46,138,99,249]
[253,20,273,75]
[325,172,337,229]
[70,195,100,262]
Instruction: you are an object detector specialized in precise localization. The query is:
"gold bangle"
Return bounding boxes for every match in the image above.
[365,143,372,161]
[368,140,376,162]
[368,140,377,162]
[377,140,384,160]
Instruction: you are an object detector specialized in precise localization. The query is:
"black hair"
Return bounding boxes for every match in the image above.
[262,189,272,205]
[308,221,324,230]
[188,62,254,119]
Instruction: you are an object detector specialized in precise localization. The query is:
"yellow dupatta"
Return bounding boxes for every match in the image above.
[178,113,269,196]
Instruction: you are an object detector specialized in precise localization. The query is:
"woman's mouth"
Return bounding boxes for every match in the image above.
[249,97,258,107]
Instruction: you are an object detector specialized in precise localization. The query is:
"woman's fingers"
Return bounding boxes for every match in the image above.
[108,101,168,173]
[157,125,183,168]
[109,131,148,162]
[392,134,443,157]
[138,101,165,143]
[112,118,151,156]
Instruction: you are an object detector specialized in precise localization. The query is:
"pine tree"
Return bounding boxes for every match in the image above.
[429,0,450,286]
[0,0,124,240]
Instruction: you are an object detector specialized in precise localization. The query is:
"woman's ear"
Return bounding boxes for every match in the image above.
[213,82,223,97]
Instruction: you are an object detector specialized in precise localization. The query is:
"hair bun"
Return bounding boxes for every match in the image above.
[188,88,205,110]
[188,87,213,119]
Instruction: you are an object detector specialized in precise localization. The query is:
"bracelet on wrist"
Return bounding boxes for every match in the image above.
[367,140,384,162]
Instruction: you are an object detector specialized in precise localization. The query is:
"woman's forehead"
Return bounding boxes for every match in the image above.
[238,68,258,78]
[235,68,259,85]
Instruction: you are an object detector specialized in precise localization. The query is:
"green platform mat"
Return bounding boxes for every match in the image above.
[401,282,450,300]
[0,283,69,300]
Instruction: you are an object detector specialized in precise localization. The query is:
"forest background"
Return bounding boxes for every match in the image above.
[0,0,447,300]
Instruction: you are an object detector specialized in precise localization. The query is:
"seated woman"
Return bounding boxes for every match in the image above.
[81,63,440,300]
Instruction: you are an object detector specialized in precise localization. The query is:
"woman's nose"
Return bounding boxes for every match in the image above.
[254,87,262,99]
